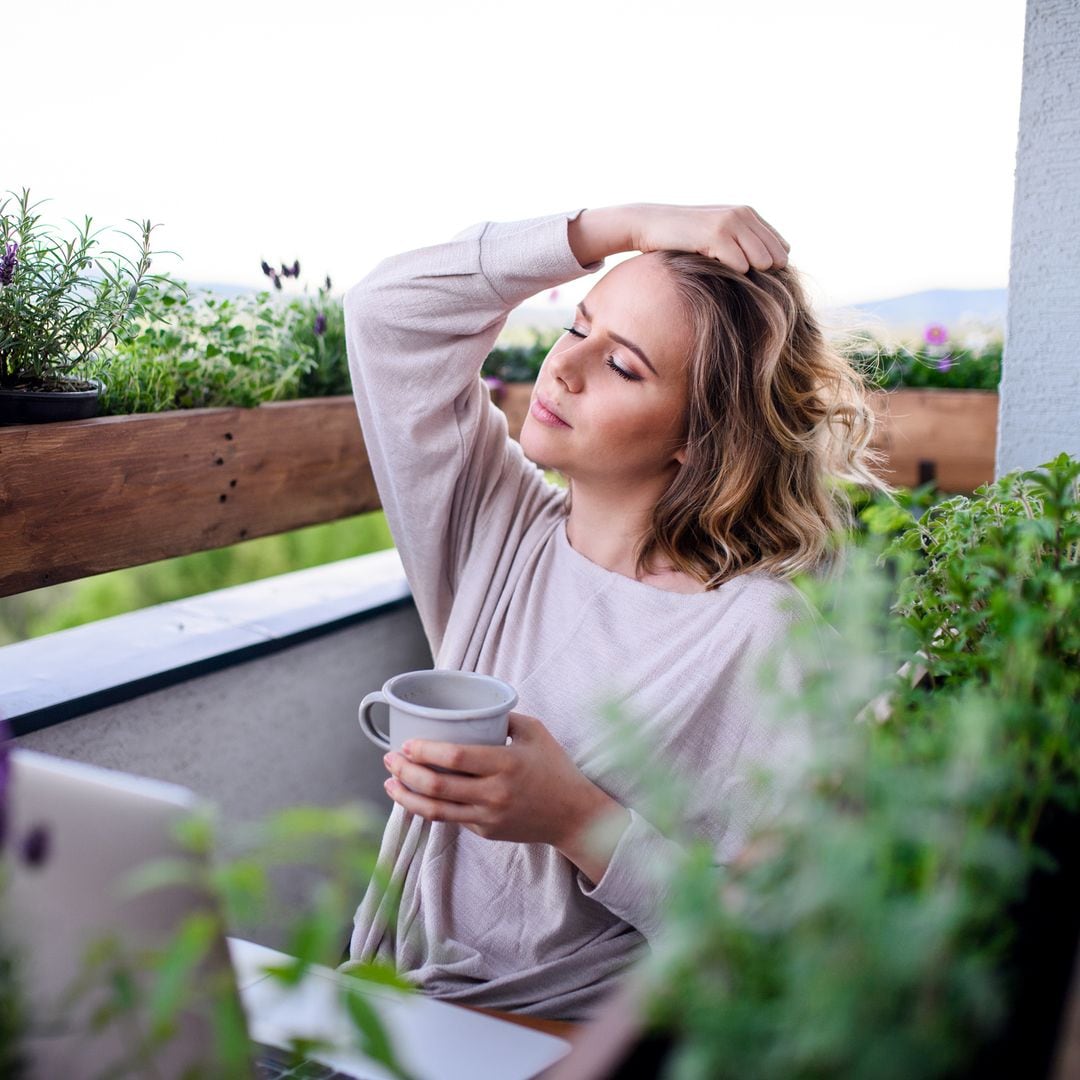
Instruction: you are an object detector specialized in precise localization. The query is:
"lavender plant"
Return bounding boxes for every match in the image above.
[0,189,180,391]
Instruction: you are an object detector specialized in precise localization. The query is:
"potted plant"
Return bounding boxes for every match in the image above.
[551,453,1079,1079]
[849,322,1003,492]
[0,188,179,425]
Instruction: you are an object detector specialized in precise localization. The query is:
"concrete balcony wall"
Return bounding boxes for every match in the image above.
[3,551,431,949]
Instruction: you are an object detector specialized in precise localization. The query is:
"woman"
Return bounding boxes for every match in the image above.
[341,204,884,1021]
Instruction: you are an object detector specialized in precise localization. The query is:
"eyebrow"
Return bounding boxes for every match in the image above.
[576,302,658,376]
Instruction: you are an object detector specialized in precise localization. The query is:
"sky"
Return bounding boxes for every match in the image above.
[7,0,1026,312]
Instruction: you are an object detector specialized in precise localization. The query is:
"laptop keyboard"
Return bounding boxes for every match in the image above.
[253,1041,367,1079]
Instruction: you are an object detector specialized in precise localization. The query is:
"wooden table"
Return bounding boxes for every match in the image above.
[458,1003,580,1041]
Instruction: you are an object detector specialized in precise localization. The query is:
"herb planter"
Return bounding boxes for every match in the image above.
[0,384,1002,598]
[867,388,998,492]
[0,397,381,598]
[0,376,104,426]
[499,382,1000,495]
[492,381,534,441]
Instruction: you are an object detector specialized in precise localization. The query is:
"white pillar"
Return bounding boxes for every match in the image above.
[997,0,1080,476]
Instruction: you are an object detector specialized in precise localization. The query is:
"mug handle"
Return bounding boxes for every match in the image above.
[358,691,391,751]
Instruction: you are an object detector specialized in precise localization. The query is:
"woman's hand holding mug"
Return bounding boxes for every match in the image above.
[359,670,630,884]
[384,712,629,886]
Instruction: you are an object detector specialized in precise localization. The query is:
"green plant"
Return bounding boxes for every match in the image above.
[0,510,394,645]
[74,272,351,414]
[79,280,313,413]
[481,328,561,383]
[603,454,1078,1078]
[846,327,1002,391]
[0,188,179,391]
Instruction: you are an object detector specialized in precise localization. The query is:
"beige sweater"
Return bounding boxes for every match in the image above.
[342,208,813,1020]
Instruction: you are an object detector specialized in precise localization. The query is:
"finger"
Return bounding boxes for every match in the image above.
[385,777,482,824]
[388,755,484,804]
[733,229,775,272]
[506,711,538,740]
[402,738,507,775]
[707,236,751,273]
[747,207,792,254]
[750,223,789,268]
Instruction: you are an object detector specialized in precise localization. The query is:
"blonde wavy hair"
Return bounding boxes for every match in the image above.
[564,252,893,589]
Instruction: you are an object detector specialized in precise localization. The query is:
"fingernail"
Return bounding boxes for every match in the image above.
[402,741,414,757]
[384,778,393,791]
[383,753,392,768]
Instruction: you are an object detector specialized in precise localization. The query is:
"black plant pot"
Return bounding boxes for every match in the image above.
[0,377,104,425]
[962,801,1080,1079]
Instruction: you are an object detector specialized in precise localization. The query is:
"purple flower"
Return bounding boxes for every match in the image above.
[0,241,18,286]
[924,323,948,346]
[260,260,274,278]
[324,275,332,292]
[314,312,327,336]
[936,355,953,372]
[21,824,49,868]
[271,272,282,291]
[483,375,506,403]
[291,260,300,278]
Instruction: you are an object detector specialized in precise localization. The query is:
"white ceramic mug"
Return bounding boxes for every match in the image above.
[358,670,517,758]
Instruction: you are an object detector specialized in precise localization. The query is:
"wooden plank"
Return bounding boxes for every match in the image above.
[868,389,999,493]
[496,382,533,442]
[0,398,381,598]
[0,386,1001,599]
[457,1004,579,1040]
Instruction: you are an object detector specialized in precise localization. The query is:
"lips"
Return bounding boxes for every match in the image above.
[532,393,571,428]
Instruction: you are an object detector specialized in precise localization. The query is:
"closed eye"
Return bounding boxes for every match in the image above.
[562,326,641,382]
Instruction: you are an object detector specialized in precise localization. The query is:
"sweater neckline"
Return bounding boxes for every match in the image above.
[555,517,757,601]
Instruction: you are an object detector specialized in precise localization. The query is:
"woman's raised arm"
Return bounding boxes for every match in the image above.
[569,202,791,273]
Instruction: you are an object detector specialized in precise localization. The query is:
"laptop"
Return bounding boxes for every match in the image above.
[2,748,572,1079]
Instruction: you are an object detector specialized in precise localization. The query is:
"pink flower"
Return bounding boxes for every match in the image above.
[548,288,560,303]
[483,375,506,403]
[936,355,953,372]
[924,324,948,346]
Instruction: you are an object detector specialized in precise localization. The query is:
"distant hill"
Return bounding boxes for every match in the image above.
[844,287,1007,333]
[184,280,1008,337]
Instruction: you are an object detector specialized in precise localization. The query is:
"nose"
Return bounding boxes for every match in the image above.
[546,338,584,393]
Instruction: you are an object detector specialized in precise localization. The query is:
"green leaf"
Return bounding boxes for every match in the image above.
[340,985,415,1080]
[145,911,217,1037]
[336,961,415,993]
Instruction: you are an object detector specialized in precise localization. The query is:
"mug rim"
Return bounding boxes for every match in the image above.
[382,669,517,721]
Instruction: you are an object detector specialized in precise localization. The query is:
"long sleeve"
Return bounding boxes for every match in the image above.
[576,594,823,942]
[343,210,604,659]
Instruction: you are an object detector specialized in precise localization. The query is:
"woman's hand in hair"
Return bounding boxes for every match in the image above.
[631,203,791,273]
[381,712,631,885]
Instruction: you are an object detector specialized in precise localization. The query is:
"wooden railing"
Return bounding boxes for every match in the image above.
[0,385,999,599]
[0,398,380,597]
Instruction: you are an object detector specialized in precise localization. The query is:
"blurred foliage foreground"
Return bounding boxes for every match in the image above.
[607,452,1079,1079]
[1,452,1075,1075]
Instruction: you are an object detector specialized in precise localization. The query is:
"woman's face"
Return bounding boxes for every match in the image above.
[520,253,694,491]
